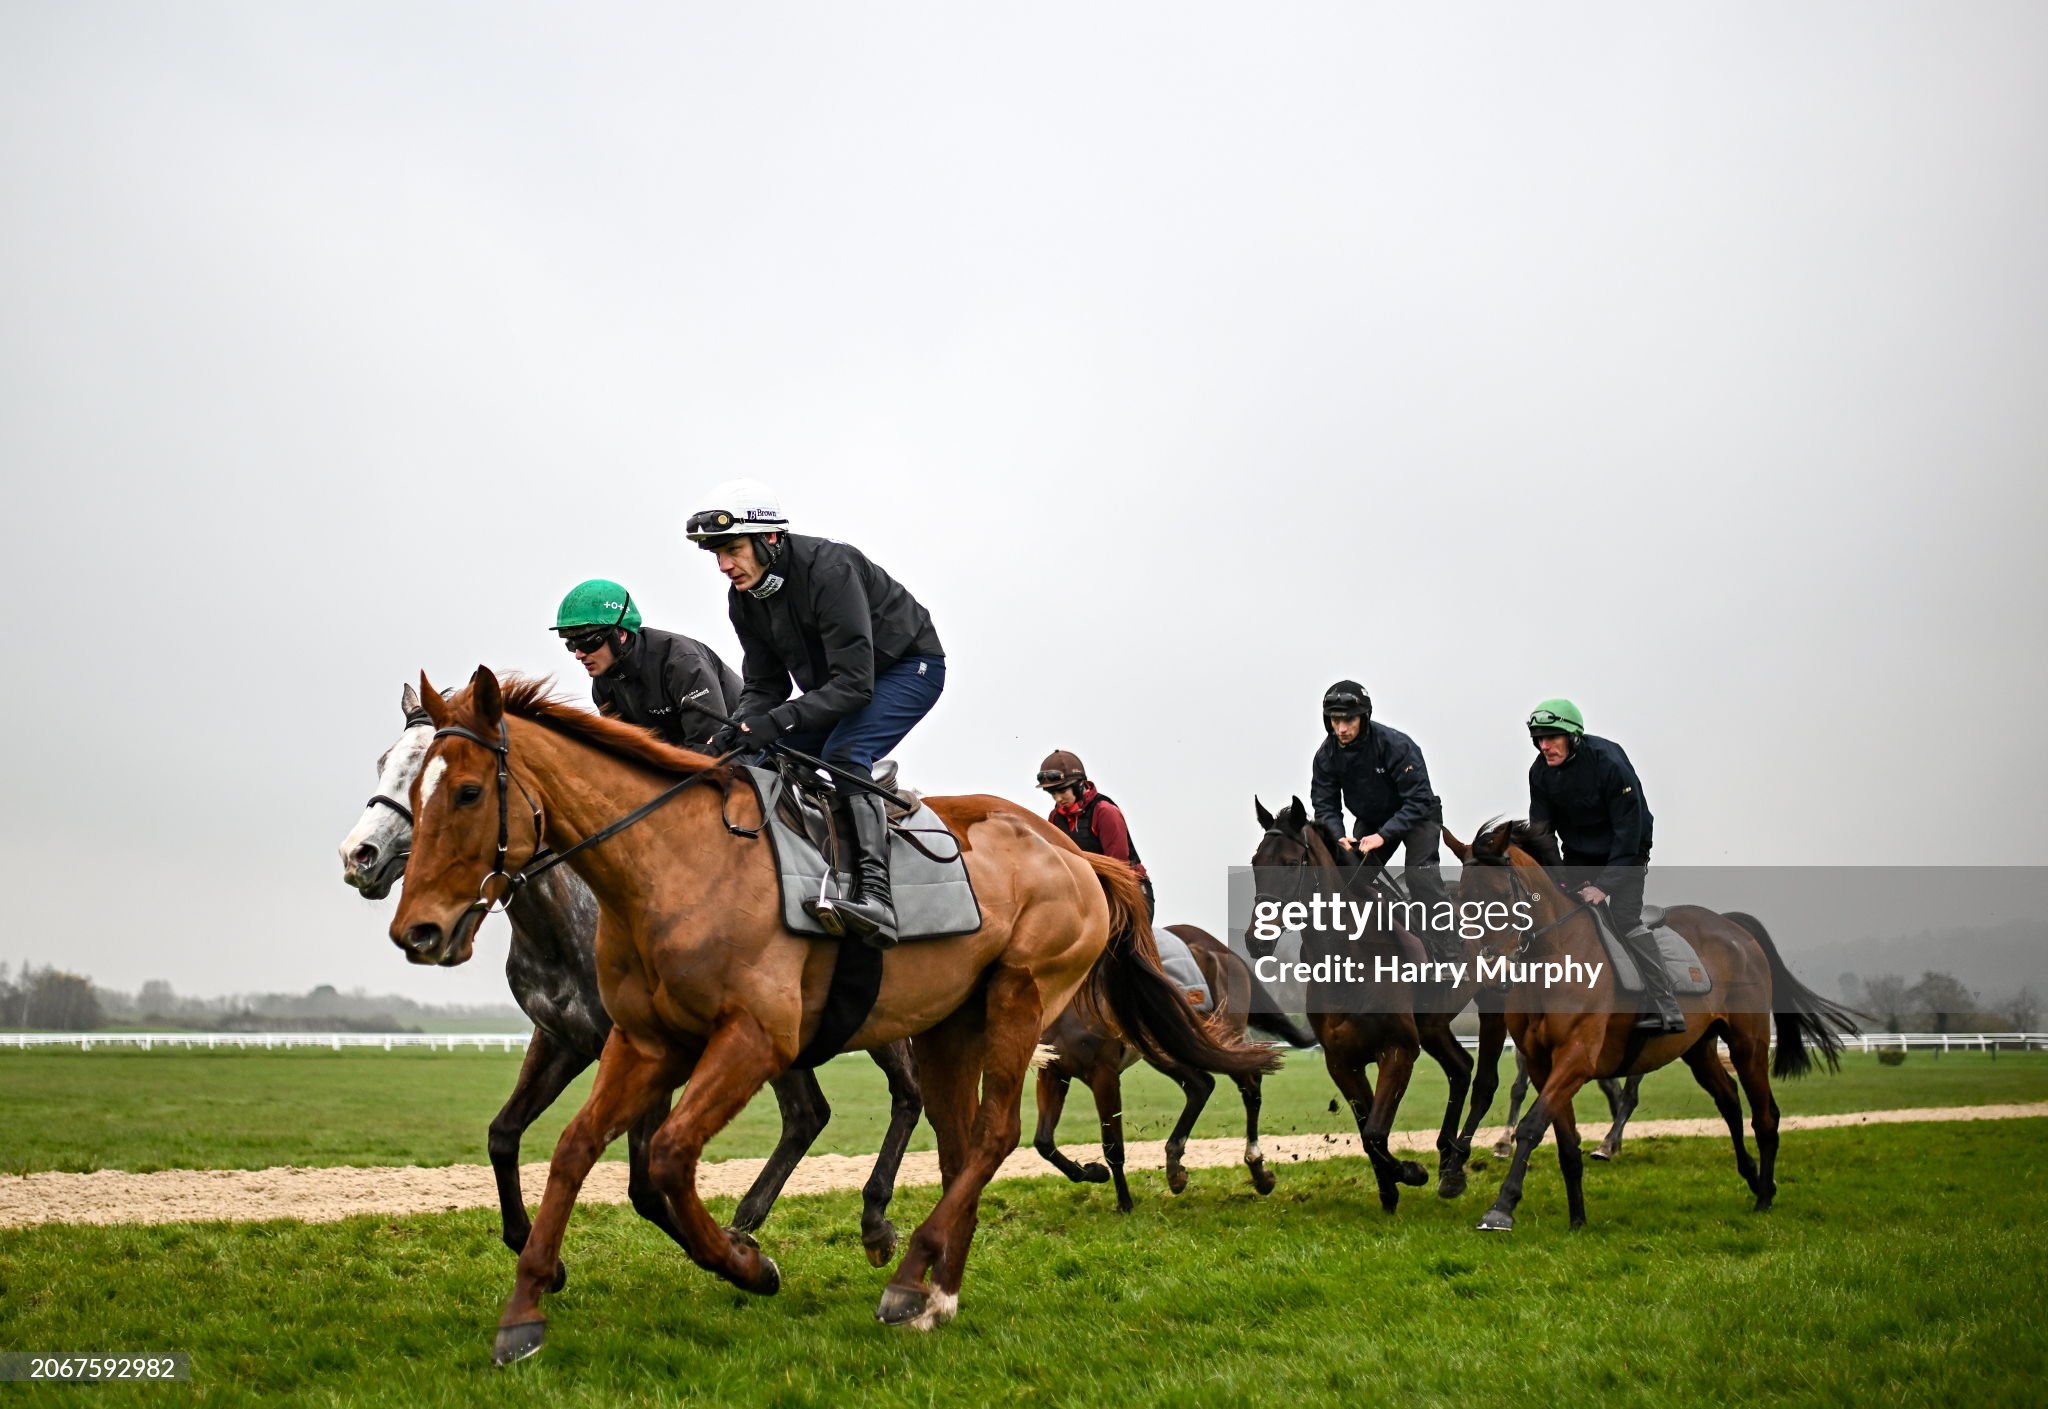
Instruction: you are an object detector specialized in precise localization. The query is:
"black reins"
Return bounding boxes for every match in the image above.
[429,720,732,919]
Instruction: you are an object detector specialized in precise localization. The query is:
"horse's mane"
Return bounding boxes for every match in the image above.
[495,676,719,777]
[1474,816,1562,868]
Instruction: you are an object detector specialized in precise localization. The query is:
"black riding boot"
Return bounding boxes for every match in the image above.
[1620,923,1687,1032]
[823,790,898,948]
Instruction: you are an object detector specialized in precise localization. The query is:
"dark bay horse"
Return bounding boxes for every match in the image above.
[393,670,1276,1358]
[1448,819,1858,1232]
[338,685,925,1274]
[1032,923,1316,1210]
[1250,798,1510,1207]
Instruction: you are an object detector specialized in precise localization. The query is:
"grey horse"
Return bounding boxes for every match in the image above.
[339,684,923,1280]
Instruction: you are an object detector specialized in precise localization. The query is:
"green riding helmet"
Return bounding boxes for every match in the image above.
[555,579,642,633]
[1527,698,1585,739]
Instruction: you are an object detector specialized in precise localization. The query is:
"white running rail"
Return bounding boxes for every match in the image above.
[0,1032,534,1052]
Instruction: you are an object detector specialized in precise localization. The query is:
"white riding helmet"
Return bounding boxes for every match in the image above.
[685,478,791,542]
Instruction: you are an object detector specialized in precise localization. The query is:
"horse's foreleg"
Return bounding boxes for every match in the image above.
[859,1039,923,1267]
[1086,1064,1135,1213]
[729,1067,830,1238]
[1477,1048,1554,1233]
[493,1031,677,1366]
[643,1017,784,1296]
[623,1094,683,1247]
[881,965,1041,1330]
[1458,1007,1508,1155]
[1418,1020,1474,1198]
[1231,1071,1276,1194]
[1546,1079,1588,1229]
[1359,1041,1428,1213]
[1159,1062,1216,1199]
[1496,1048,1533,1158]
[486,1027,591,1287]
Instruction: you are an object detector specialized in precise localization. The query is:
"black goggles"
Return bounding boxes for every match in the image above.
[562,628,612,655]
[1324,696,1366,716]
[687,509,740,538]
[1036,771,1079,788]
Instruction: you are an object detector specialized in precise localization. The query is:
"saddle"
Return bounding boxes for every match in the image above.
[1593,905,1713,996]
[1153,928,1214,1014]
[740,762,982,943]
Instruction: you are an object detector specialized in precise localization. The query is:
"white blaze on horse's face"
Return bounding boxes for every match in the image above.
[339,723,433,893]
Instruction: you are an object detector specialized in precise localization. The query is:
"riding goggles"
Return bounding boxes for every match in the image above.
[561,628,611,655]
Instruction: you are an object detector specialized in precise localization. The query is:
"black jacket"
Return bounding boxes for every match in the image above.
[591,627,740,749]
[1527,734,1654,891]
[1310,721,1440,845]
[729,533,944,735]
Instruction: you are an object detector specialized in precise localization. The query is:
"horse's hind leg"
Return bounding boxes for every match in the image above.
[728,1069,829,1240]
[1159,1061,1217,1198]
[1590,1074,1642,1161]
[1418,1020,1474,1198]
[1232,1071,1276,1194]
[642,1017,785,1296]
[859,1039,923,1267]
[1031,1066,1107,1184]
[486,1028,591,1291]
[1723,1019,1780,1211]
[1086,1063,1137,1212]
[1457,1007,1507,1159]
[1681,1039,1759,1200]
[881,964,1043,1330]
[493,1030,680,1366]
[624,1093,685,1250]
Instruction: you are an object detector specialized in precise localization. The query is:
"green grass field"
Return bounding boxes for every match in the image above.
[1,1120,2042,1407]
[3,1047,2043,1175]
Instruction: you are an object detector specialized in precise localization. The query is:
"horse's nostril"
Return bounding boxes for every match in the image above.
[353,843,379,868]
[400,924,442,953]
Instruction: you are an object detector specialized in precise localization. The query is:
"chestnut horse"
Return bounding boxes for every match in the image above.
[1032,923,1316,1210]
[394,670,1276,1361]
[1250,798,1510,1206]
[1447,819,1858,1233]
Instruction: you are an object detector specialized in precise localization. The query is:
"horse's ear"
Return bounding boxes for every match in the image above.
[418,674,452,727]
[1255,797,1275,830]
[1286,796,1308,829]
[1442,826,1471,863]
[401,682,421,717]
[471,666,504,726]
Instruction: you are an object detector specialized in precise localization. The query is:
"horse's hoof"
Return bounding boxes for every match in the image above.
[1079,1162,1111,1184]
[492,1320,546,1367]
[876,1284,928,1326]
[1438,1172,1467,1200]
[547,1259,569,1294]
[727,1227,760,1252]
[1753,1195,1775,1213]
[1476,1210,1514,1233]
[736,1253,781,1296]
[1250,1165,1277,1196]
[862,1220,899,1268]
[908,1289,959,1331]
[1167,1166,1189,1195]
[1490,1141,1513,1160]
[1399,1160,1429,1187]
[1588,1147,1614,1163]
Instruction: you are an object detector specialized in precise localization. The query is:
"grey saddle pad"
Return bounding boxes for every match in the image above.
[1154,928,1214,1014]
[742,766,982,942]
[1593,906,1713,996]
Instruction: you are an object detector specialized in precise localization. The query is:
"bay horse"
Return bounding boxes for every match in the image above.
[1447,818,1858,1232]
[1032,923,1316,1210]
[393,669,1276,1360]
[1250,797,1511,1206]
[338,685,924,1275]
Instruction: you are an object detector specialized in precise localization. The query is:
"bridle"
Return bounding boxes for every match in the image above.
[1470,843,1595,961]
[427,718,734,921]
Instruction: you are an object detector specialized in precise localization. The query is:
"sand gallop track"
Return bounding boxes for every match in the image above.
[4,1102,2042,1230]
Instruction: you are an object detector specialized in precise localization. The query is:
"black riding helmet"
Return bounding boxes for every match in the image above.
[1322,679,1372,735]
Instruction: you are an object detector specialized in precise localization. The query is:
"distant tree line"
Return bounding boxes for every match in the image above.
[0,964,523,1033]
[1839,971,2041,1034]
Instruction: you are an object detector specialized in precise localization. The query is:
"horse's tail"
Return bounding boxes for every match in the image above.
[1245,967,1317,1047]
[1725,910,1861,1079]
[1081,855,1281,1078]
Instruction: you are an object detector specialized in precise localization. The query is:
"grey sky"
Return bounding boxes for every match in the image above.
[2,4,2043,1005]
